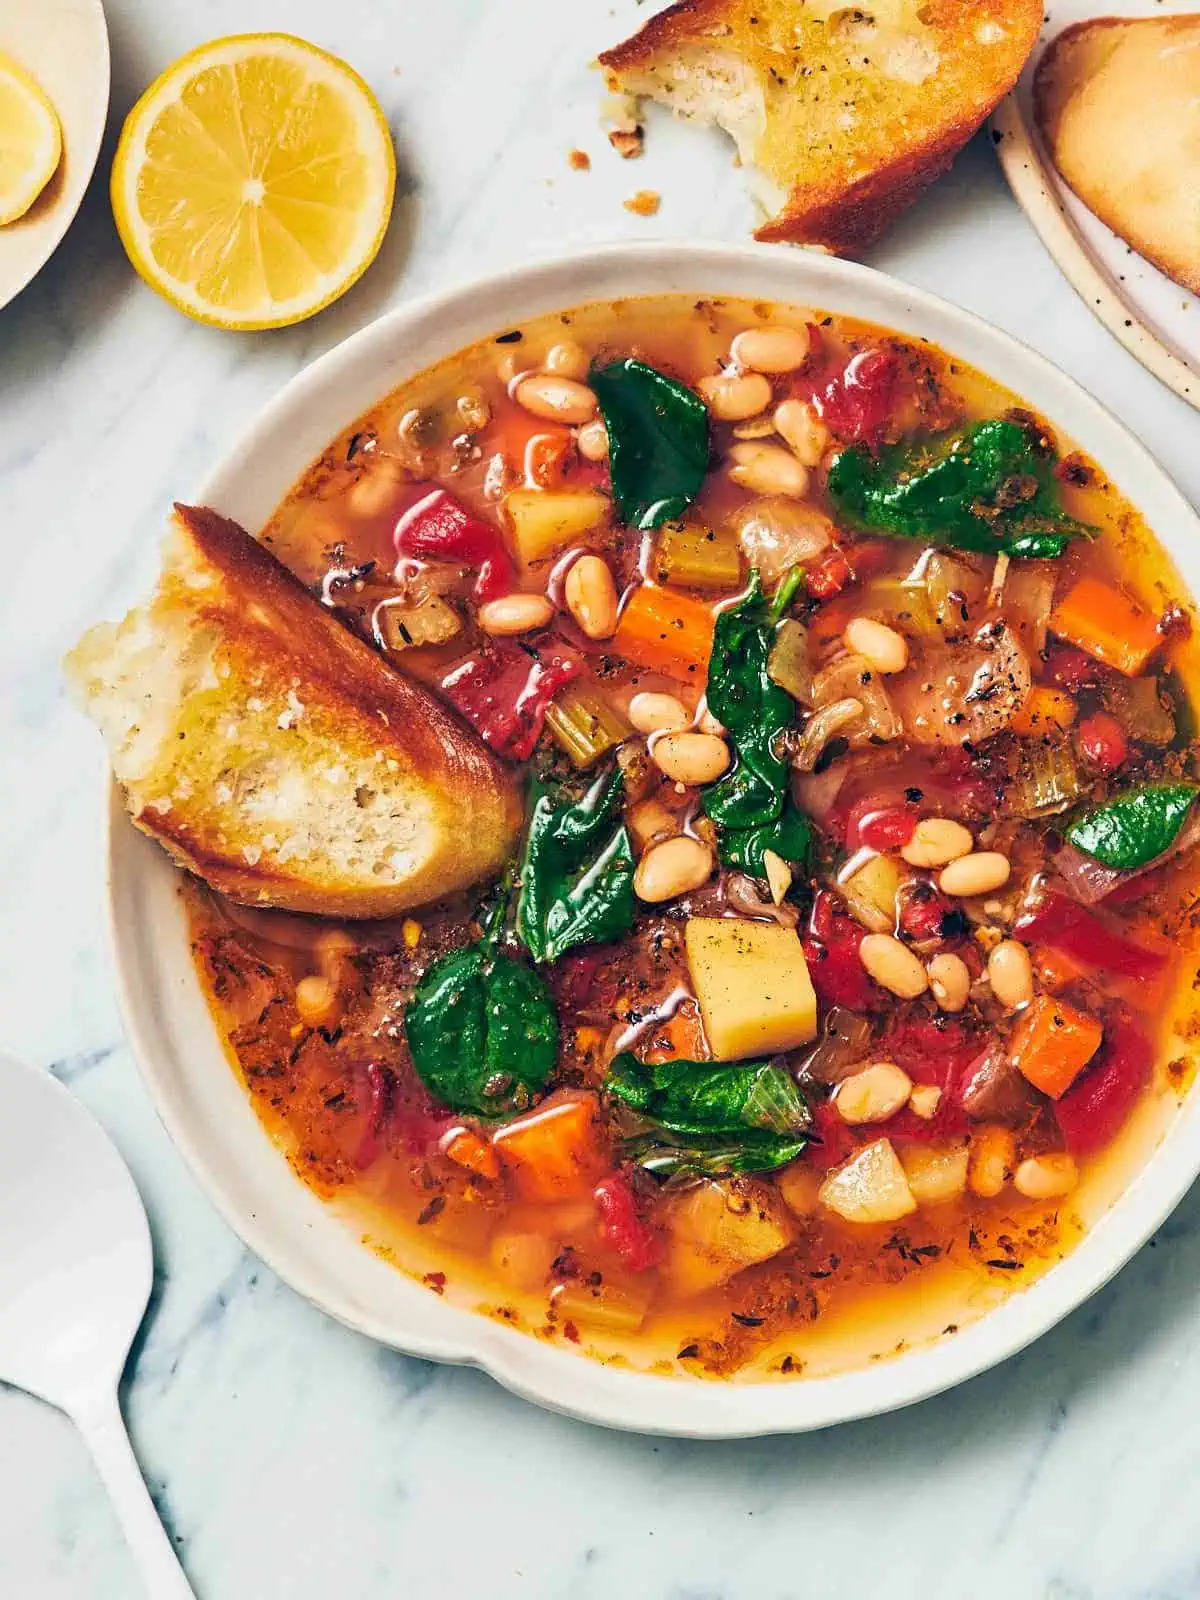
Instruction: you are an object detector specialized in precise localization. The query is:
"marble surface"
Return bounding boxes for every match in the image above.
[5,2,1200,1596]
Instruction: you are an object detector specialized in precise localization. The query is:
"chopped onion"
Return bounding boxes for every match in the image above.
[811,652,903,745]
[792,762,849,825]
[791,696,866,772]
[800,1008,872,1084]
[892,619,1031,746]
[723,872,801,927]
[1003,560,1057,655]
[728,497,833,582]
[1055,810,1200,904]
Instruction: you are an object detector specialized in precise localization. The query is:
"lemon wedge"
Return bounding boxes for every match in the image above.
[0,51,63,226]
[111,33,396,330]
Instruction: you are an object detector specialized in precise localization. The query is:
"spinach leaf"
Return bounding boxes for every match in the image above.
[516,766,636,964]
[405,944,558,1117]
[1066,782,1199,870]
[701,571,811,872]
[607,1051,810,1175]
[827,418,1093,559]
[590,358,710,530]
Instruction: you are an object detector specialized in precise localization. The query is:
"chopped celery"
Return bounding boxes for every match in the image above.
[654,519,742,591]
[923,550,988,620]
[1103,676,1175,747]
[767,618,812,705]
[544,688,630,768]
[860,572,937,635]
[1010,741,1083,817]
[551,1279,649,1333]
[374,593,460,651]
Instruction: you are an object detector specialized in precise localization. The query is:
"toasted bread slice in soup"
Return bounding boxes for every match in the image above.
[1035,17,1200,297]
[66,505,522,918]
[599,0,1042,253]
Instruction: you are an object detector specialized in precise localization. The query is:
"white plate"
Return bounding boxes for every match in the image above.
[993,0,1200,411]
[107,241,1200,1437]
[0,0,109,314]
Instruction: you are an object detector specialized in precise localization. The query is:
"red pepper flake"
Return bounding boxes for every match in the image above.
[563,1320,581,1344]
[567,148,591,171]
[442,641,582,759]
[423,1271,447,1295]
[394,488,515,603]
[416,1194,446,1226]
[354,1062,393,1170]
[594,1171,664,1271]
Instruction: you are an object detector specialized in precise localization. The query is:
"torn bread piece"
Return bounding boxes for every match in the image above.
[1035,16,1200,297]
[66,504,522,918]
[599,0,1042,253]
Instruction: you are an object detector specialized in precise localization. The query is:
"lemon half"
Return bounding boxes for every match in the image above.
[0,51,63,226]
[112,33,396,330]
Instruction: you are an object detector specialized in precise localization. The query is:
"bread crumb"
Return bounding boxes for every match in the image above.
[609,127,644,159]
[243,844,262,866]
[624,189,660,216]
[277,688,306,730]
[568,148,591,171]
[600,91,640,133]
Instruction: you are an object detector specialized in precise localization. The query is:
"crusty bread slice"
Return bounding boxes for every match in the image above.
[1035,17,1200,297]
[66,505,522,918]
[599,0,1042,253]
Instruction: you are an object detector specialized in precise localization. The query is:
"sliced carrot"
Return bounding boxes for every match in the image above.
[641,1001,708,1065]
[1011,685,1077,737]
[1010,993,1104,1100]
[611,584,715,683]
[443,1127,501,1180]
[1049,578,1160,677]
[493,1090,608,1201]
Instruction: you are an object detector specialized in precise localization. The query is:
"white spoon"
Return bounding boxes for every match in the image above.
[0,1052,194,1597]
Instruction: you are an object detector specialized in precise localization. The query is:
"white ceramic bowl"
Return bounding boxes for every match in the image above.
[108,241,1200,1437]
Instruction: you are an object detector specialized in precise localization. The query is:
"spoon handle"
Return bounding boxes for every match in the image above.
[74,1388,195,1599]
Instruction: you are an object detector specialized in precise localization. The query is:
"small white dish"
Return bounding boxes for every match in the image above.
[993,0,1200,411]
[107,241,1200,1437]
[0,0,110,314]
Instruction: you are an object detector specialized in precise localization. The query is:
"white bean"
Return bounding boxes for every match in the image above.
[564,555,619,640]
[859,933,929,999]
[987,940,1034,1011]
[727,442,809,498]
[477,593,555,635]
[908,1084,943,1121]
[634,836,714,903]
[698,371,773,422]
[730,325,811,374]
[513,373,597,425]
[544,340,589,380]
[843,616,909,675]
[939,852,1011,898]
[295,975,341,1029]
[628,692,690,735]
[927,952,972,1014]
[1013,1153,1078,1200]
[576,419,609,460]
[773,398,830,467]
[651,732,731,786]
[902,818,975,870]
[835,1062,913,1124]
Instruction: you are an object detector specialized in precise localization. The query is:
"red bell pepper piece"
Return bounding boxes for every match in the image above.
[442,641,582,760]
[594,1171,664,1272]
[846,800,919,853]
[1054,1014,1152,1154]
[805,549,853,600]
[803,890,885,1013]
[1015,894,1168,988]
[394,488,515,603]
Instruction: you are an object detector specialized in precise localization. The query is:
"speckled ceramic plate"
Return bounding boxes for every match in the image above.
[0,0,109,315]
[993,0,1200,411]
[105,242,1200,1437]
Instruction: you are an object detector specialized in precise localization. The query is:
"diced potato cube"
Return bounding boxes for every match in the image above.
[551,1279,650,1333]
[899,1140,969,1206]
[489,1230,558,1293]
[841,853,906,933]
[685,916,817,1061]
[775,1159,822,1216]
[818,1139,917,1224]
[504,488,609,565]
[663,1177,793,1297]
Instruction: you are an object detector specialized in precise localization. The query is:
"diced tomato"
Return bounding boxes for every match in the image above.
[931,747,1004,819]
[1077,711,1129,773]
[594,1171,664,1272]
[804,891,885,1013]
[394,488,514,603]
[442,641,582,760]
[877,1015,979,1140]
[806,549,853,600]
[1015,893,1168,991]
[804,349,900,445]
[846,801,918,853]
[808,1097,859,1172]
[897,880,967,946]
[1054,1015,1152,1154]
[1044,645,1099,694]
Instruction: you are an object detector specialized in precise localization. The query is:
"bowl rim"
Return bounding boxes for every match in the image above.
[106,239,1200,1437]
